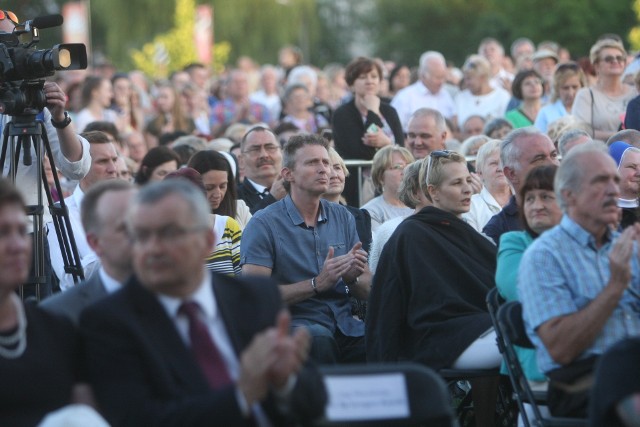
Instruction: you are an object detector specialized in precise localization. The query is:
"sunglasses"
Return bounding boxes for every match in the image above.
[0,10,18,24]
[601,55,626,64]
[425,150,453,185]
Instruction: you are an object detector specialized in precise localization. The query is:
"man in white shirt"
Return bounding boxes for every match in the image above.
[391,51,456,131]
[47,131,119,290]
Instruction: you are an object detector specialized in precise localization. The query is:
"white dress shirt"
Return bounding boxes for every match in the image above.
[156,273,272,426]
[391,81,456,131]
[462,186,505,233]
[47,185,100,291]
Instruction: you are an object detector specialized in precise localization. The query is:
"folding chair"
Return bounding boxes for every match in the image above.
[312,363,457,427]
[497,301,587,426]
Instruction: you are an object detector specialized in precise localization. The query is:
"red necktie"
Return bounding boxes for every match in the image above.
[179,301,233,390]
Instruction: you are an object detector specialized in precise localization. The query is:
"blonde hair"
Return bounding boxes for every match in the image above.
[419,151,466,202]
[589,39,626,65]
[327,147,349,177]
[462,55,491,78]
[371,145,414,193]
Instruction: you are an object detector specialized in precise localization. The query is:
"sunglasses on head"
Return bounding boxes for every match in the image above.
[0,10,18,24]
[425,150,453,185]
[556,62,580,73]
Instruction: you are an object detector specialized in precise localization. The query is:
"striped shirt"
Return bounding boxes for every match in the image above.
[205,215,242,277]
[519,215,640,373]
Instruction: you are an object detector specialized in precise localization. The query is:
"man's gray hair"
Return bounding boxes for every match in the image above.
[419,51,445,76]
[558,129,592,157]
[500,127,547,171]
[554,141,608,212]
[408,107,446,133]
[128,179,211,229]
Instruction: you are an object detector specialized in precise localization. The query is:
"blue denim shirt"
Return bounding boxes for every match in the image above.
[519,215,640,373]
[240,195,364,337]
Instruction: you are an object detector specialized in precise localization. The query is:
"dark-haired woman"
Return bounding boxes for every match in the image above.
[134,146,180,185]
[505,70,545,128]
[332,56,404,206]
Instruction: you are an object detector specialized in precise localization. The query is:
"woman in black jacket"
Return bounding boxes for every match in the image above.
[367,150,500,427]
[332,57,404,206]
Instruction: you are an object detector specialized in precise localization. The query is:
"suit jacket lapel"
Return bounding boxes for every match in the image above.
[128,278,210,391]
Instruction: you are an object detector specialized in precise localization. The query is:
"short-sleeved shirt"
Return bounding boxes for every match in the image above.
[240,195,364,337]
[519,215,640,373]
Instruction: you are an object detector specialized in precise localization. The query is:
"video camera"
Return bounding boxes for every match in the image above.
[0,14,87,116]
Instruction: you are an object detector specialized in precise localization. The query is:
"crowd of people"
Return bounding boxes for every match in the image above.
[1,7,640,425]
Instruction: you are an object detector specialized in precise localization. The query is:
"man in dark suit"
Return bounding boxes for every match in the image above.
[236,126,287,214]
[81,179,321,427]
[41,180,135,325]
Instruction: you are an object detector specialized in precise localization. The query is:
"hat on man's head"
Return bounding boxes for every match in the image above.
[609,141,634,168]
[532,49,559,63]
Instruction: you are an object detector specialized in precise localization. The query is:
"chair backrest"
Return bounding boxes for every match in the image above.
[498,300,535,349]
[486,288,506,352]
[312,363,456,427]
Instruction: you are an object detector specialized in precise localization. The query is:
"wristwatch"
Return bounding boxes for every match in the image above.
[51,111,72,129]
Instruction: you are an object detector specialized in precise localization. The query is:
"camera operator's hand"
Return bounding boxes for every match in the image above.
[43,81,84,162]
[43,82,68,122]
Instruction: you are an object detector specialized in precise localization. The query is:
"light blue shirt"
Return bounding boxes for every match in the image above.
[240,195,364,337]
[519,215,640,373]
[534,99,568,133]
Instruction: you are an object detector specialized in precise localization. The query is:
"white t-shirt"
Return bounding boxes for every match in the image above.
[454,88,511,125]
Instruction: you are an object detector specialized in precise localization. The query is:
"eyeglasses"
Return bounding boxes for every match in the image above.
[0,10,18,24]
[601,55,626,64]
[387,163,407,171]
[242,143,280,156]
[130,225,206,244]
[425,150,453,185]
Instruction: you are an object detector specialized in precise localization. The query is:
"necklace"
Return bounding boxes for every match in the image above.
[0,294,27,359]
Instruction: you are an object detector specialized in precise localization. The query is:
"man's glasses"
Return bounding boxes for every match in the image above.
[425,150,452,185]
[242,143,280,156]
[130,225,206,244]
[601,55,626,64]
[0,10,18,24]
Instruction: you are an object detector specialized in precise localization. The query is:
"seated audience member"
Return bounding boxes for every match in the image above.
[454,55,510,125]
[459,134,490,169]
[361,145,415,232]
[41,180,135,325]
[83,121,126,157]
[286,65,333,125]
[237,126,287,214]
[404,108,448,160]
[460,115,487,140]
[322,148,372,253]
[210,69,272,137]
[48,131,119,291]
[241,134,370,364]
[0,178,99,426]
[165,168,242,277]
[74,76,118,133]
[519,142,640,418]
[495,165,561,421]
[535,62,586,133]
[144,80,195,147]
[483,128,559,245]
[505,70,545,129]
[557,128,592,158]
[609,141,640,229]
[134,146,180,185]
[462,140,512,232]
[81,179,324,426]
[123,130,148,165]
[369,160,430,273]
[367,150,501,427]
[188,150,252,230]
[607,128,640,148]
[589,338,640,427]
[483,117,513,140]
[280,84,329,134]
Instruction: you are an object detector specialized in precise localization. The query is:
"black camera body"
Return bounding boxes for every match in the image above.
[0,14,87,116]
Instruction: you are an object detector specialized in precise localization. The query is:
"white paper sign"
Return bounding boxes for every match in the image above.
[323,373,410,421]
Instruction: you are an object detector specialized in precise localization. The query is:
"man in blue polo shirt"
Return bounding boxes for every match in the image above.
[241,133,370,364]
[519,142,640,418]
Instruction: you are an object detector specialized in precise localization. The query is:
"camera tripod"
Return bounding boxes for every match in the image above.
[0,114,84,300]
